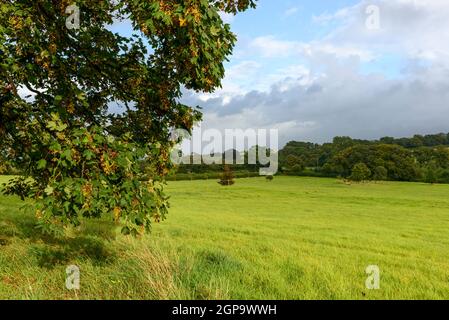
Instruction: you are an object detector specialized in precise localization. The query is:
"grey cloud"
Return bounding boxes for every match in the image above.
[180,0,449,147]
[320,0,449,64]
[183,60,449,147]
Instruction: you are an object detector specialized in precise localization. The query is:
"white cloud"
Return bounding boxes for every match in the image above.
[249,36,298,58]
[225,61,261,80]
[193,61,261,104]
[319,0,449,65]
[183,53,449,146]
[312,7,352,24]
[284,7,299,17]
[251,0,449,67]
[249,36,375,61]
[184,0,449,145]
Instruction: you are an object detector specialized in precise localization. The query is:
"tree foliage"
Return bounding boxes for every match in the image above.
[372,166,388,182]
[218,165,235,186]
[349,163,371,182]
[284,154,304,172]
[0,0,256,234]
[279,133,449,183]
[424,163,439,184]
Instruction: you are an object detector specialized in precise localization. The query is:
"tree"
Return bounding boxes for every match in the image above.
[438,169,449,184]
[424,165,438,184]
[328,144,421,181]
[276,132,449,184]
[349,163,371,182]
[284,154,304,173]
[266,175,274,181]
[372,166,388,182]
[0,163,6,175]
[218,165,235,186]
[0,0,256,235]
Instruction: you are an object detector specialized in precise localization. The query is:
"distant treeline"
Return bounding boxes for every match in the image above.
[3,132,449,183]
[279,133,449,183]
[170,132,449,183]
[170,148,263,179]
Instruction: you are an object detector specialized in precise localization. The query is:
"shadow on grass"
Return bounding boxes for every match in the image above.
[29,236,114,269]
[0,208,117,269]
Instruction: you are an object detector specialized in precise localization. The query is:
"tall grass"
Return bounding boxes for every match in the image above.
[1,176,449,299]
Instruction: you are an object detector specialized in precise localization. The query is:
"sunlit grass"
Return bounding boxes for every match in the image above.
[1,175,449,299]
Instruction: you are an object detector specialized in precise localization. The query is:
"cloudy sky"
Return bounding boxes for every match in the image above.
[174,0,449,148]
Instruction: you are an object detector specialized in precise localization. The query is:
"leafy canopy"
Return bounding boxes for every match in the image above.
[349,163,372,182]
[0,0,256,235]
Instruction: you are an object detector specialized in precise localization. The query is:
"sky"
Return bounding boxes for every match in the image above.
[120,0,449,148]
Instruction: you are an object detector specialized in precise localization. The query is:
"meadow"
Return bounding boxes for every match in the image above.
[0,175,449,299]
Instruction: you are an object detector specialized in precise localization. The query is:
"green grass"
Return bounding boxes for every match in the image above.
[1,175,449,299]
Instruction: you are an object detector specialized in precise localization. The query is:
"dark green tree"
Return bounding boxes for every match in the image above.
[424,164,438,184]
[349,163,371,182]
[372,166,388,181]
[0,161,6,175]
[218,165,235,186]
[284,154,304,173]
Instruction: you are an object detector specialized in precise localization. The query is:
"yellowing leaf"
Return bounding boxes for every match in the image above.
[179,17,187,27]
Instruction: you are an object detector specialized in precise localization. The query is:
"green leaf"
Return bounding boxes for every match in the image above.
[44,186,54,196]
[83,150,95,160]
[61,149,72,161]
[54,95,63,104]
[210,26,220,36]
[37,159,47,170]
[121,226,130,235]
[49,141,62,152]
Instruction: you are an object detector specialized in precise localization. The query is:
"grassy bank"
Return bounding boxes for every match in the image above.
[1,176,449,299]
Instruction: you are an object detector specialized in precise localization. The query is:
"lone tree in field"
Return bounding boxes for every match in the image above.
[218,165,235,186]
[349,163,371,183]
[0,0,256,235]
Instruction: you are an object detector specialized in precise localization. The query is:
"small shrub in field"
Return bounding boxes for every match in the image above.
[266,175,274,181]
[349,163,371,182]
[218,166,235,186]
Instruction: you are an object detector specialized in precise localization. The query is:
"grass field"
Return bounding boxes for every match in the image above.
[0,175,449,299]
